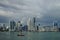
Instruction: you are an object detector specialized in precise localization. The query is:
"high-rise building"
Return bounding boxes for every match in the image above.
[27,17,36,31]
[17,21,22,31]
[10,20,16,31]
[3,24,6,30]
[33,17,35,27]
[27,18,31,31]
[22,25,28,31]
[33,17,36,31]
[36,24,40,31]
[53,21,58,28]
[53,21,58,31]
[17,21,21,27]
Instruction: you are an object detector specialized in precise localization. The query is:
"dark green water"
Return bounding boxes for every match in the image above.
[0,32,60,40]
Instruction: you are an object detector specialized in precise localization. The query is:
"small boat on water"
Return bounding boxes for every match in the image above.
[17,30,24,36]
[17,34,24,36]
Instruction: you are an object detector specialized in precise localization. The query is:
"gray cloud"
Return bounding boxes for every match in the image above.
[0,15,9,23]
[0,0,60,26]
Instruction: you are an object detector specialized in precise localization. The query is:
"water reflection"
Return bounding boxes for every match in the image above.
[0,32,60,40]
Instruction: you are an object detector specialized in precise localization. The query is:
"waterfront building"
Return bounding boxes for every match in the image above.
[17,21,21,30]
[27,18,31,31]
[33,17,36,31]
[39,26,45,32]
[36,26,39,31]
[0,24,3,31]
[36,24,40,31]
[32,17,40,31]
[10,20,16,31]
[17,21,21,27]
[17,21,23,31]
[39,25,53,32]
[27,17,40,31]
[53,21,58,31]
[3,24,6,30]
[27,18,34,31]
[22,25,28,31]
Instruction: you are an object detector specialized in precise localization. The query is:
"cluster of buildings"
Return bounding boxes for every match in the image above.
[0,17,60,32]
[9,20,28,32]
[0,23,9,31]
[27,17,60,32]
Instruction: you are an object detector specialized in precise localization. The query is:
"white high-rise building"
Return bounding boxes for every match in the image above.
[27,18,31,31]
[27,18,34,31]
[17,21,23,31]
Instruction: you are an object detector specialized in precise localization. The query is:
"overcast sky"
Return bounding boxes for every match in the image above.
[0,0,60,26]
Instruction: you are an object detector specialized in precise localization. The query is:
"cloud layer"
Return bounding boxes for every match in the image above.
[0,0,60,25]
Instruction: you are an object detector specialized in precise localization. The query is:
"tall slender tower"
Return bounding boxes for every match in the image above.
[33,17,36,31]
[10,20,16,31]
[53,21,58,31]
[33,17,35,27]
[53,21,58,29]
[27,18,31,31]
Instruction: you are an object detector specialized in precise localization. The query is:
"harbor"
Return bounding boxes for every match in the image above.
[0,32,60,40]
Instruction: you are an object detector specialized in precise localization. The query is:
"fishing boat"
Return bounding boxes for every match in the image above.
[17,34,24,36]
[17,29,24,36]
[17,32,24,36]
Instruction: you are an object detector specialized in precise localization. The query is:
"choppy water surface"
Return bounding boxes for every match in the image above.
[0,32,60,40]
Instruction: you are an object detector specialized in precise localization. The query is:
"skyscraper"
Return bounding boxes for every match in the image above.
[10,20,16,31]
[17,21,22,31]
[53,21,58,28]
[33,17,35,27]
[33,17,36,31]
[27,18,31,31]
[3,24,6,30]
[53,21,58,31]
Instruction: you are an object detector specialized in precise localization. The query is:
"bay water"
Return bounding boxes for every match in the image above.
[0,32,60,40]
